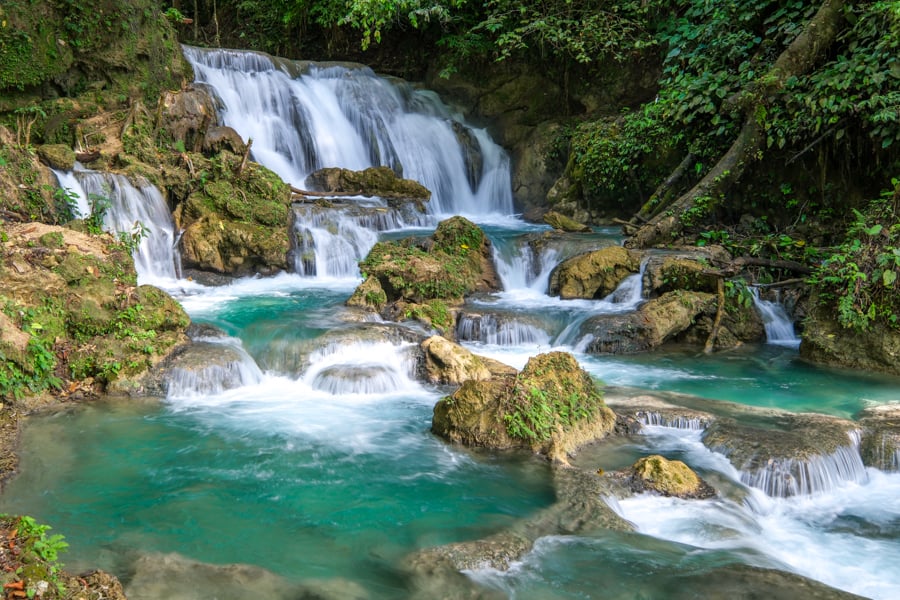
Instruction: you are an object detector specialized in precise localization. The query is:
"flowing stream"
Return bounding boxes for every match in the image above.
[11,48,900,599]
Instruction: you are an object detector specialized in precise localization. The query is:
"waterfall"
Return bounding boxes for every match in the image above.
[456,313,550,346]
[166,339,264,399]
[739,431,868,497]
[636,411,708,431]
[301,341,420,395]
[183,46,514,219]
[75,171,180,284]
[494,242,561,292]
[51,167,90,218]
[751,287,800,347]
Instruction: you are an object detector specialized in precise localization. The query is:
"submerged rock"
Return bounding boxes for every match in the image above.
[548,246,642,299]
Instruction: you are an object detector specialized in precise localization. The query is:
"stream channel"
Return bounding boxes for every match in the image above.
[3,46,900,599]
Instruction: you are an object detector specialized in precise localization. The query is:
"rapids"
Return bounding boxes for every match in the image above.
[17,47,900,599]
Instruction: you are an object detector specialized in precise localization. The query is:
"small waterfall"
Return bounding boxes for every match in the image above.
[166,340,264,398]
[739,431,868,497]
[301,341,420,395]
[51,167,90,218]
[75,171,180,283]
[602,258,648,307]
[751,287,800,347]
[636,411,708,431]
[183,46,514,218]
[291,205,382,277]
[494,242,561,292]
[456,313,550,346]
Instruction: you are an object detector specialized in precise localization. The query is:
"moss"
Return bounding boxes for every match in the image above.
[503,352,607,443]
[38,230,64,248]
[630,455,708,498]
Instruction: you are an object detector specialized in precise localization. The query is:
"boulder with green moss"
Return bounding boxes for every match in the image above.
[304,166,431,202]
[421,335,516,385]
[626,455,716,499]
[352,217,499,332]
[548,246,642,299]
[0,223,189,403]
[176,159,293,275]
[543,210,592,233]
[432,351,616,462]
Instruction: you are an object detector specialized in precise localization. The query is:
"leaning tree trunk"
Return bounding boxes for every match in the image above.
[626,0,846,249]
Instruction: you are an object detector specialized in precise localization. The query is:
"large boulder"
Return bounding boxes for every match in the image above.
[36,144,76,170]
[432,351,616,462]
[352,217,499,333]
[858,405,900,471]
[548,246,642,299]
[157,85,219,152]
[543,210,592,233]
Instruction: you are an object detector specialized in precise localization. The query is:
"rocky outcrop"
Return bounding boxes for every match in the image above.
[548,246,642,299]
[801,301,900,376]
[157,86,220,153]
[36,144,76,171]
[0,222,189,402]
[351,217,499,334]
[420,336,516,385]
[643,255,720,295]
[432,351,616,462]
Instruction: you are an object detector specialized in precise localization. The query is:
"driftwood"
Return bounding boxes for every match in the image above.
[236,138,253,176]
[626,0,846,249]
[290,185,365,198]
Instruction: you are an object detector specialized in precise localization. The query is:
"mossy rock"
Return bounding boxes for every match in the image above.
[304,166,431,200]
[543,210,592,233]
[346,276,388,310]
[36,144,75,170]
[628,455,716,499]
[549,246,642,299]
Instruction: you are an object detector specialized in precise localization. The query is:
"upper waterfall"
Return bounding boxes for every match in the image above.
[183,46,515,219]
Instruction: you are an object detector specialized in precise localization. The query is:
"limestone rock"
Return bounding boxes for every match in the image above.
[627,455,716,499]
[304,166,431,200]
[801,300,900,376]
[36,144,76,170]
[202,125,246,156]
[548,246,641,299]
[858,404,900,471]
[543,210,592,233]
[157,85,219,151]
[346,276,388,310]
[581,291,717,354]
[421,335,516,385]
[432,351,616,461]
[644,256,720,295]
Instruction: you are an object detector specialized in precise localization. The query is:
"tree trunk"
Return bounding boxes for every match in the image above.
[626,0,846,249]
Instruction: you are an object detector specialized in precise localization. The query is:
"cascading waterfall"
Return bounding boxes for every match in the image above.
[183,46,514,219]
[494,242,561,292]
[302,341,420,395]
[75,171,180,283]
[456,313,551,346]
[51,167,90,218]
[738,431,869,497]
[166,338,264,399]
[635,411,708,431]
[750,287,800,347]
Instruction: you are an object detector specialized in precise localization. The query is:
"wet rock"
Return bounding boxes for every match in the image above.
[543,210,592,233]
[625,454,716,499]
[451,121,483,192]
[667,564,868,600]
[604,392,713,431]
[801,300,900,376]
[421,335,516,385]
[36,144,76,170]
[346,276,388,310]
[580,291,716,354]
[202,125,246,156]
[69,570,127,600]
[548,246,641,299]
[703,412,865,497]
[143,340,262,398]
[643,255,720,295]
[455,310,551,345]
[858,404,900,471]
[157,85,219,152]
[432,351,616,461]
[304,166,431,201]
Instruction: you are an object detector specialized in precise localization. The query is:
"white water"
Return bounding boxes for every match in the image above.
[183,46,514,220]
[75,171,180,285]
[751,287,800,347]
[612,426,900,600]
[166,337,264,399]
[51,166,91,218]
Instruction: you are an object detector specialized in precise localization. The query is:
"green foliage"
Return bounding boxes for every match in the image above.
[1,514,68,598]
[0,301,63,400]
[811,179,900,331]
